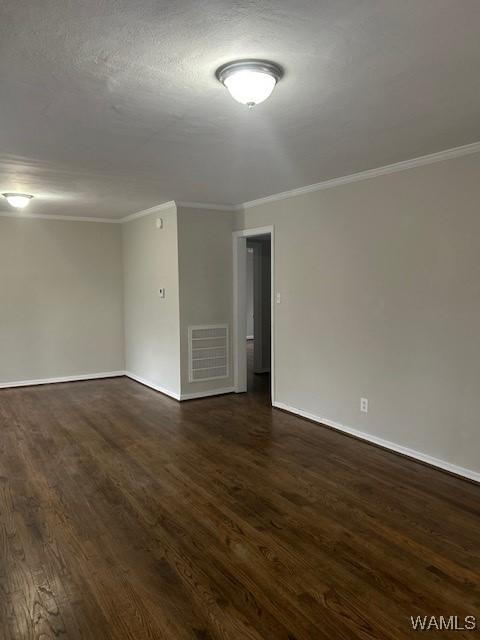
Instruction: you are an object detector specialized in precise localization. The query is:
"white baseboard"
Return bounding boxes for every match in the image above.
[181,387,236,401]
[1,369,235,404]
[125,372,234,402]
[0,371,125,389]
[273,401,480,484]
[124,372,181,401]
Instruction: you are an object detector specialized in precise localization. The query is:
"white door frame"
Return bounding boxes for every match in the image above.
[232,225,275,400]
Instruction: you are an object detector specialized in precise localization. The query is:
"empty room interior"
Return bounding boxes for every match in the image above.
[1,2,480,638]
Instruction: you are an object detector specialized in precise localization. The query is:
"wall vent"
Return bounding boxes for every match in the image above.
[188,324,229,383]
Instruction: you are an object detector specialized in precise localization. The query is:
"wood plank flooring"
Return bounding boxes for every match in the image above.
[0,374,479,639]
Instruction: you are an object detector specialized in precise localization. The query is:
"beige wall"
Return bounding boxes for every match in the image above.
[177,206,235,397]
[236,152,480,475]
[0,217,124,383]
[122,205,181,397]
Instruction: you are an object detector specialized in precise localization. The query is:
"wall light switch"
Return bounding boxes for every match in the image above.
[158,288,166,298]
[156,217,163,229]
[276,293,281,304]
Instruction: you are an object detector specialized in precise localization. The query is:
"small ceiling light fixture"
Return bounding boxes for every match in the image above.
[2,193,34,209]
[216,59,283,108]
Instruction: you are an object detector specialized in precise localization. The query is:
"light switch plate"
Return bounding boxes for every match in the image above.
[158,288,166,298]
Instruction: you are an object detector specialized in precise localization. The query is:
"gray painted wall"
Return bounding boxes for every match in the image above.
[235,152,480,475]
[122,205,181,397]
[0,217,124,383]
[177,206,235,397]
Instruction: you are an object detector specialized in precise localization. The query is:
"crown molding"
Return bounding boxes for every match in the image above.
[2,141,479,223]
[177,201,240,212]
[120,200,176,223]
[241,140,480,210]
[0,211,118,223]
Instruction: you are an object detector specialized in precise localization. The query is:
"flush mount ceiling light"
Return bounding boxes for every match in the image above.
[2,193,34,209]
[216,59,283,108]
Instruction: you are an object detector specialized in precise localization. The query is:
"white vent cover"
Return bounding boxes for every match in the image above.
[188,324,229,383]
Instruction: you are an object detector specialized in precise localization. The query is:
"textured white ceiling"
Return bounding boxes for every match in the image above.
[1,0,480,219]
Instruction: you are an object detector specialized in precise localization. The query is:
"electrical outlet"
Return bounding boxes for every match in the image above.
[276,292,281,304]
[158,288,166,298]
[360,397,368,413]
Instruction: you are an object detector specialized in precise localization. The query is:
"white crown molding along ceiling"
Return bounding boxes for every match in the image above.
[1,141,480,224]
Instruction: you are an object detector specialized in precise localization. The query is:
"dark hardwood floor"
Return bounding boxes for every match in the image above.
[246,339,270,399]
[0,367,479,638]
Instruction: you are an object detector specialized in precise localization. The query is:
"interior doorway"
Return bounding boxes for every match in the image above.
[233,226,274,402]
[246,237,271,396]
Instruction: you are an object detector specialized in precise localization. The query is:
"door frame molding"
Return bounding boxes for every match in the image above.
[232,225,275,400]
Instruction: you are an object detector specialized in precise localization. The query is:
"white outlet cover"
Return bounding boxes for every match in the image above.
[360,398,368,413]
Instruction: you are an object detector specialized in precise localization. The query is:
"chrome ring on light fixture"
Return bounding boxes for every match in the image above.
[2,193,34,209]
[216,59,283,108]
